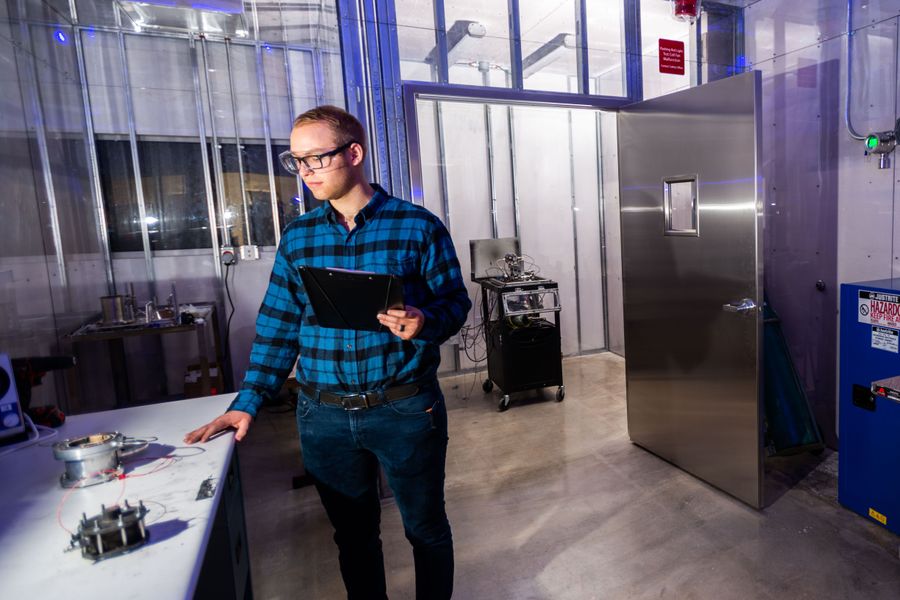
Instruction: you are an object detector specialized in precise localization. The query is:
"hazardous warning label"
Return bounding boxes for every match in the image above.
[859,290,900,328]
[872,326,899,353]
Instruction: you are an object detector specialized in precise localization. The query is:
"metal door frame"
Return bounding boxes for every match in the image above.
[402,83,623,359]
[618,70,764,508]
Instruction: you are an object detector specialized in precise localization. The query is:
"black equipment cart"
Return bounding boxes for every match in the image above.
[477,277,564,411]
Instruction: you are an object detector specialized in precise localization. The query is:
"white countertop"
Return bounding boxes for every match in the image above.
[0,394,237,599]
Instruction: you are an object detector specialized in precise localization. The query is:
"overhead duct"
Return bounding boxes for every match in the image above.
[426,20,487,65]
[117,0,249,37]
[522,33,576,78]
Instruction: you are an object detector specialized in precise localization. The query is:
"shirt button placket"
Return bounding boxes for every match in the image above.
[349,232,360,389]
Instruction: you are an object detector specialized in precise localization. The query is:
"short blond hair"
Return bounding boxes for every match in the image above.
[293,105,367,154]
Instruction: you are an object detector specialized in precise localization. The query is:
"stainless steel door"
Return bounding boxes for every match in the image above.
[618,71,764,508]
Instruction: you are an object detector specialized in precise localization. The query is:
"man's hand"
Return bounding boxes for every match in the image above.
[184,410,252,444]
[377,305,425,341]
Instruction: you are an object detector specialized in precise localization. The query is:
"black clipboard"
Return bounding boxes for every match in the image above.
[298,265,405,332]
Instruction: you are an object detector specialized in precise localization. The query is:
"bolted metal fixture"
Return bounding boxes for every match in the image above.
[864,118,900,170]
[69,500,150,561]
[53,432,149,488]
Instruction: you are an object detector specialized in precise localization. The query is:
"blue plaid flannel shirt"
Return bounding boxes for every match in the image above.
[227,184,471,417]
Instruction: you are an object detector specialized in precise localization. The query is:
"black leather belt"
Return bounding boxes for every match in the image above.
[299,382,421,411]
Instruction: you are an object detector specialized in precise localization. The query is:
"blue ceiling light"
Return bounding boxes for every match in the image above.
[53,30,68,45]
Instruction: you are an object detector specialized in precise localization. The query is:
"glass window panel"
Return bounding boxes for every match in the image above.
[586,0,626,96]
[228,43,266,140]
[664,177,698,234]
[520,0,579,92]
[26,0,71,23]
[262,45,293,131]
[30,25,83,134]
[218,143,276,247]
[75,0,133,28]
[202,42,236,139]
[641,1,696,100]
[125,36,198,137]
[321,50,345,107]
[198,42,265,140]
[242,144,276,247]
[97,139,142,253]
[81,30,128,136]
[27,25,101,257]
[49,136,101,256]
[250,0,283,42]
[288,49,318,114]
[0,45,46,257]
[445,0,511,87]
[395,0,438,82]
[279,0,341,49]
[219,144,246,247]
[137,141,212,251]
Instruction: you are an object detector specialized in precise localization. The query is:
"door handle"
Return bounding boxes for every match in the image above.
[722,298,757,313]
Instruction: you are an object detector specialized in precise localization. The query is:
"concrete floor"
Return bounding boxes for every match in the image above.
[238,353,900,599]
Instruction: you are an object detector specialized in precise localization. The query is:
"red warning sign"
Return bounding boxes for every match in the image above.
[859,290,900,328]
[659,39,685,75]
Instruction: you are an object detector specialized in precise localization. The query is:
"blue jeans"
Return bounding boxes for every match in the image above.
[296,380,453,600]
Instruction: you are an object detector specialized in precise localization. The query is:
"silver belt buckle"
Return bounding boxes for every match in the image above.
[341,393,368,411]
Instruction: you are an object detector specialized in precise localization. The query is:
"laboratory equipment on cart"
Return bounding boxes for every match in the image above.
[469,238,564,411]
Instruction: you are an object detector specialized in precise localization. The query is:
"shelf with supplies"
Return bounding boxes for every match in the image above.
[66,300,223,408]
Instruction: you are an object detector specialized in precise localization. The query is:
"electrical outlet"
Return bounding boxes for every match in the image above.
[238,245,259,261]
[221,247,236,266]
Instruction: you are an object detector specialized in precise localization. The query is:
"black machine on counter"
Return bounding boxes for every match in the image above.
[470,238,564,411]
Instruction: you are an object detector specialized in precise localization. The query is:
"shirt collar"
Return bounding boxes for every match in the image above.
[323,183,388,226]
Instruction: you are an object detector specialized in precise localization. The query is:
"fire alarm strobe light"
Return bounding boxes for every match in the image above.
[673,0,701,23]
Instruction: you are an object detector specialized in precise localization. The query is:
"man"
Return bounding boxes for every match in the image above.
[185,105,471,600]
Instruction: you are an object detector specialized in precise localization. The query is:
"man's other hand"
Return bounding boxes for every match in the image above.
[184,410,252,444]
[377,305,425,341]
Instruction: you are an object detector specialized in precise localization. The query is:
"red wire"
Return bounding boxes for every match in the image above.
[56,469,124,536]
[56,453,178,536]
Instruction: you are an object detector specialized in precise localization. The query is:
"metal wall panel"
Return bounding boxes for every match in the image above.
[751,36,843,449]
[745,0,900,445]
[618,71,764,508]
[437,101,495,368]
[513,105,580,356]
[600,110,624,355]
[571,109,606,350]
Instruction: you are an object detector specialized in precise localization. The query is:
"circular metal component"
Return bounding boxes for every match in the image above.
[72,500,150,561]
[498,395,511,412]
[53,432,148,488]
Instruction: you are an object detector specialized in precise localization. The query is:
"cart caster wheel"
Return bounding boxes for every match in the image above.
[556,386,565,402]
[482,379,494,393]
[498,395,511,412]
